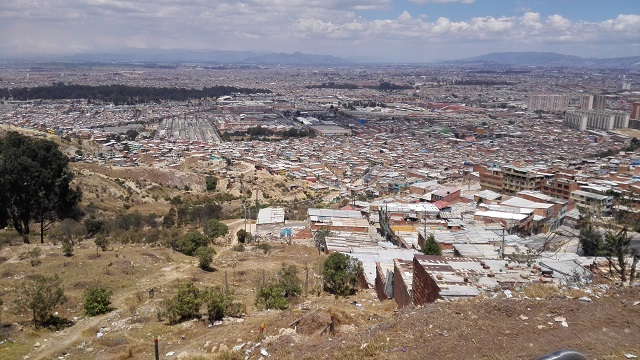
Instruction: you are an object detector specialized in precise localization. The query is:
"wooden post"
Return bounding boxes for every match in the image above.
[154,335,159,360]
[224,270,228,292]
[330,312,335,335]
[304,265,309,297]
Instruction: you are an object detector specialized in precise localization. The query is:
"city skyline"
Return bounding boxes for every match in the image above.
[1,0,639,62]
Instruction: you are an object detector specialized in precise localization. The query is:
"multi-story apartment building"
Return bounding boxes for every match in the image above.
[501,165,544,195]
[570,190,612,215]
[541,173,580,200]
[528,94,569,112]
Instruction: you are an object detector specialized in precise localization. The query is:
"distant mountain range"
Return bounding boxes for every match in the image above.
[444,52,640,68]
[57,49,348,65]
[7,49,640,68]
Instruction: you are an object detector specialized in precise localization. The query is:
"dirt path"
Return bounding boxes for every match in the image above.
[29,262,193,360]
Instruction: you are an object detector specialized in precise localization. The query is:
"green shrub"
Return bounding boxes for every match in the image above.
[421,233,442,256]
[194,246,216,271]
[165,283,203,324]
[202,286,244,322]
[323,252,363,297]
[175,231,208,256]
[256,243,272,254]
[84,286,114,316]
[255,264,302,310]
[236,229,250,244]
[255,283,288,310]
[62,240,74,257]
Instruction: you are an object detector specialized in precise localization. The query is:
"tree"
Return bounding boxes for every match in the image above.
[175,231,208,256]
[83,286,114,316]
[421,233,442,255]
[603,227,632,282]
[313,228,331,253]
[163,208,176,228]
[164,283,203,324]
[194,246,216,271]
[577,212,604,256]
[205,176,218,191]
[124,129,139,141]
[0,131,82,243]
[236,229,250,244]
[204,219,228,243]
[323,252,363,297]
[15,274,67,328]
[579,224,603,256]
[278,264,302,298]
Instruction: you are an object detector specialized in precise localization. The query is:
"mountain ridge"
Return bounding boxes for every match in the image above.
[445,51,640,67]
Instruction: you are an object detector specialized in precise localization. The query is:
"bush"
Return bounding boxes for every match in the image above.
[165,283,203,324]
[256,243,272,254]
[205,176,218,191]
[175,231,208,256]
[84,216,104,237]
[255,264,302,310]
[195,246,216,271]
[94,234,109,252]
[236,229,250,244]
[278,264,302,298]
[323,252,363,297]
[232,243,245,252]
[15,274,67,328]
[84,286,114,316]
[62,240,74,257]
[202,286,244,322]
[255,283,289,310]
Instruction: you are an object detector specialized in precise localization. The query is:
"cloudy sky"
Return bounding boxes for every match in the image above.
[1,0,639,62]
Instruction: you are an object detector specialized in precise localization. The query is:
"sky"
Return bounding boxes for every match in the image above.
[1,0,639,62]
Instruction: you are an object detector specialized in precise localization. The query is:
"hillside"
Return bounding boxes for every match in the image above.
[0,240,638,360]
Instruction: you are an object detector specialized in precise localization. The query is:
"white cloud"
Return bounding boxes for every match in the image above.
[410,0,475,4]
[0,1,638,61]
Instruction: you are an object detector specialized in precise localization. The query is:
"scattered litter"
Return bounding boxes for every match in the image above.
[351,301,364,310]
[165,352,175,356]
[503,290,513,298]
[633,301,640,306]
[625,354,637,359]
[519,315,529,320]
[561,321,568,328]
[360,343,369,349]
[96,332,103,338]
[554,316,566,322]
[579,297,592,302]
[232,343,246,352]
[260,349,269,356]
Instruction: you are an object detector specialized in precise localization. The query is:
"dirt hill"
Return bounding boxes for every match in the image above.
[0,240,638,360]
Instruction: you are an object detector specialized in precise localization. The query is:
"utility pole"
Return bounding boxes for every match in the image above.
[243,201,247,232]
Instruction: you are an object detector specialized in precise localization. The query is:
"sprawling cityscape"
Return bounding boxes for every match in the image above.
[1,1,640,359]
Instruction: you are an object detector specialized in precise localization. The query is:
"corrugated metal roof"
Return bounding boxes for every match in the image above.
[256,207,285,225]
